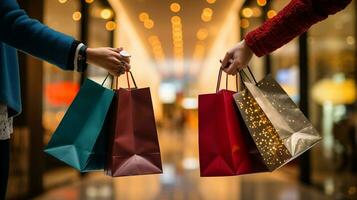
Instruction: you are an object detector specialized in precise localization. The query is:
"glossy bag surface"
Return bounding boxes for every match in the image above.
[105,72,162,177]
[234,72,321,171]
[45,78,114,172]
[198,69,268,177]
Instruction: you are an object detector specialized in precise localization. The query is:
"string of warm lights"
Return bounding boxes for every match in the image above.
[241,0,276,29]
[168,2,184,77]
[171,15,184,77]
[58,0,116,31]
[138,10,167,68]
[189,0,216,76]
[193,43,205,59]
[201,8,213,22]
[139,12,154,29]
[148,35,166,64]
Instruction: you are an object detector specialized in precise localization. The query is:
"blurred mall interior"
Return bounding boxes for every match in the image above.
[6,0,357,199]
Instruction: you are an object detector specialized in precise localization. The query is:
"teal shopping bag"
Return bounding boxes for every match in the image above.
[45,77,114,172]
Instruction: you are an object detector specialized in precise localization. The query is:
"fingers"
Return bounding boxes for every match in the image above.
[107,47,131,76]
[225,59,240,75]
[108,64,125,77]
[110,48,131,64]
[109,47,123,53]
[221,51,233,69]
[118,54,130,64]
[111,57,131,71]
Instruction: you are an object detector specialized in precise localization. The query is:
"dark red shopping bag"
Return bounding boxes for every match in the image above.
[105,72,162,177]
[198,68,268,176]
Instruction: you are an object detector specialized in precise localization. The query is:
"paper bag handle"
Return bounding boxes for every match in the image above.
[215,67,239,93]
[101,73,111,86]
[239,66,258,86]
[216,60,240,93]
[113,71,138,90]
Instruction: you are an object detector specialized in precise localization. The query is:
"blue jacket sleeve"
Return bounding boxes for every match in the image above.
[0,0,77,70]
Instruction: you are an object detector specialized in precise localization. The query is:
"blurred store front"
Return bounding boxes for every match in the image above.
[5,0,357,199]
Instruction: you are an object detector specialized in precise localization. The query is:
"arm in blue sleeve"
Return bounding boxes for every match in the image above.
[0,0,78,70]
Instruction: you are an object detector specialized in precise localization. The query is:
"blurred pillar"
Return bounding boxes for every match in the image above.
[299,32,311,184]
[17,0,45,197]
[78,0,90,178]
[79,0,89,84]
[353,0,357,173]
[262,2,272,75]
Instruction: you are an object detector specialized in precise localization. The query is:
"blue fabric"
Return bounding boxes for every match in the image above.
[0,0,75,117]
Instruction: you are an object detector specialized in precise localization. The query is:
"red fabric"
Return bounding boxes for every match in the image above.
[198,89,268,176]
[105,87,162,177]
[245,0,352,57]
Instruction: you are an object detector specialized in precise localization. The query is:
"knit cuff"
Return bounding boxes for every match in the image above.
[244,31,267,57]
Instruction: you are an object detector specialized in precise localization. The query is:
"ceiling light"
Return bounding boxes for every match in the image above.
[202,8,213,16]
[172,23,182,29]
[139,12,149,22]
[144,19,154,29]
[201,8,213,22]
[206,0,216,4]
[252,7,262,17]
[85,0,94,3]
[171,16,181,24]
[101,9,113,20]
[346,36,355,45]
[72,11,81,21]
[240,18,250,28]
[257,0,267,6]
[105,21,116,31]
[242,8,253,18]
[170,3,181,13]
[196,28,208,40]
[267,10,277,19]
[201,14,212,22]
[58,0,67,3]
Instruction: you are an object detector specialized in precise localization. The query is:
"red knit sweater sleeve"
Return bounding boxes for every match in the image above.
[245,0,352,57]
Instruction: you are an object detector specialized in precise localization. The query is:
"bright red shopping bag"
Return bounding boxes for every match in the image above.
[198,68,268,176]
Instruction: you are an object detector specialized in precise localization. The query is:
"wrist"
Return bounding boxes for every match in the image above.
[242,40,253,54]
[86,48,93,64]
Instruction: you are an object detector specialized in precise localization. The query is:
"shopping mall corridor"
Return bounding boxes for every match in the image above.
[34,128,330,200]
[5,0,356,199]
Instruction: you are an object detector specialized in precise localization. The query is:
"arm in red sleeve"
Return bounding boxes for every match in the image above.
[245,0,352,57]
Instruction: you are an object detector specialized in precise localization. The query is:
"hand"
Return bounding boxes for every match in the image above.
[86,47,131,76]
[220,40,253,75]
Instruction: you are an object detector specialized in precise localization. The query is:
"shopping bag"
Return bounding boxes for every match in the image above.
[105,71,162,177]
[233,68,322,171]
[45,76,114,172]
[198,68,268,177]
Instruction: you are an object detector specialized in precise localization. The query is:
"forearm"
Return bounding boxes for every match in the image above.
[245,0,352,57]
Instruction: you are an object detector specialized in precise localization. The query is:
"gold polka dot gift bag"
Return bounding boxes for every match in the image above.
[233,68,321,171]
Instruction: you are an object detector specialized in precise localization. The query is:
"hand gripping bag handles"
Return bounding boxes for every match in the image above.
[198,67,268,177]
[234,68,322,171]
[45,75,114,172]
[105,71,162,177]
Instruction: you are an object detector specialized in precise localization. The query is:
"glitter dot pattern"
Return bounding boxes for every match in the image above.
[251,75,321,156]
[234,75,321,170]
[235,89,291,170]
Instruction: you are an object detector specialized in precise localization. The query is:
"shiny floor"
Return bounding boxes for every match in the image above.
[35,128,331,200]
